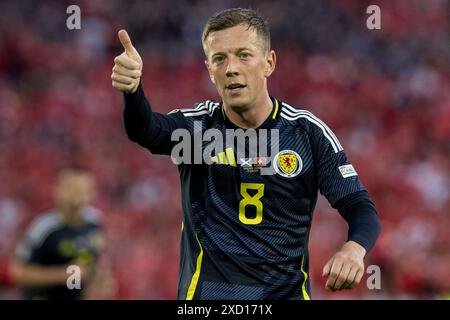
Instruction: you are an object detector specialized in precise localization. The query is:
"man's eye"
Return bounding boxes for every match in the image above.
[213,56,225,63]
[239,53,250,59]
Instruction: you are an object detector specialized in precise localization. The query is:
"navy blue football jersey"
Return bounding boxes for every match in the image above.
[124,86,365,300]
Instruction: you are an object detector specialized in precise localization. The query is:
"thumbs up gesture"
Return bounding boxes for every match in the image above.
[111,29,143,94]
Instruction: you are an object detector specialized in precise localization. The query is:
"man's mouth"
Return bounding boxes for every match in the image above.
[226,83,246,91]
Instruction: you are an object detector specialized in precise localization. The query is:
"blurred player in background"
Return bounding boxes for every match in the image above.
[3,168,103,299]
[112,8,381,299]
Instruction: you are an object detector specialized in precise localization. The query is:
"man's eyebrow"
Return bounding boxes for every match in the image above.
[211,52,226,58]
[236,47,252,53]
[211,48,253,57]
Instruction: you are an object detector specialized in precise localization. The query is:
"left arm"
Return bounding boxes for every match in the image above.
[309,115,381,291]
[322,191,381,291]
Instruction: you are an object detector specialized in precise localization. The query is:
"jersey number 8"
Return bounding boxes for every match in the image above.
[239,183,265,225]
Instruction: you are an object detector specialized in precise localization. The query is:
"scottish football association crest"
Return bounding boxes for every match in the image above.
[273,150,302,178]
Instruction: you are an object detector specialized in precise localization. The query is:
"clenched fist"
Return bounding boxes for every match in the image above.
[111,29,143,94]
[322,241,366,291]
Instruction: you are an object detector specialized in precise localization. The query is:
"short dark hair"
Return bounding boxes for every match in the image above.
[57,168,91,182]
[202,8,271,52]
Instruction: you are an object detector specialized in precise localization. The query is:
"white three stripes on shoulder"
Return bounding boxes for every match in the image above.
[281,104,343,150]
[281,103,343,153]
[181,100,220,117]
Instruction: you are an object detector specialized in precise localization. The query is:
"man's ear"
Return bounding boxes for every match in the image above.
[264,50,276,78]
[205,60,216,84]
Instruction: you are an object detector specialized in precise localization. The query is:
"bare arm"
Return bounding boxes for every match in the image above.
[11,261,93,288]
[10,261,70,288]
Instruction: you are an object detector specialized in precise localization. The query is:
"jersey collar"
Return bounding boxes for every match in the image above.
[221,96,280,130]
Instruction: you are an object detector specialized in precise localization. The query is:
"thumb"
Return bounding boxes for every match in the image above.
[322,258,333,278]
[118,29,136,56]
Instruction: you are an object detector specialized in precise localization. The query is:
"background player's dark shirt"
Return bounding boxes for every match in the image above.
[124,86,366,299]
[15,207,102,300]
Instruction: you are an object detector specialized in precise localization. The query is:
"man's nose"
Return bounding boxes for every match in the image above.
[225,56,239,77]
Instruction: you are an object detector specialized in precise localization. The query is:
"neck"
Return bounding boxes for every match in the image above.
[224,94,273,129]
[58,206,84,228]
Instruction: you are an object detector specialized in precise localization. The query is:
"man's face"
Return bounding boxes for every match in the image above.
[204,24,275,111]
[55,172,95,211]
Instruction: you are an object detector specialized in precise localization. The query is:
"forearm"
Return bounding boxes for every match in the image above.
[123,83,186,155]
[123,82,155,144]
[345,203,381,253]
[11,262,70,288]
[334,191,381,253]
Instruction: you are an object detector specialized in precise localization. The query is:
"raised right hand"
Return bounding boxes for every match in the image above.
[111,29,143,94]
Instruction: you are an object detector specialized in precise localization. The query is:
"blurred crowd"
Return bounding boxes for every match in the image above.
[0,0,448,299]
